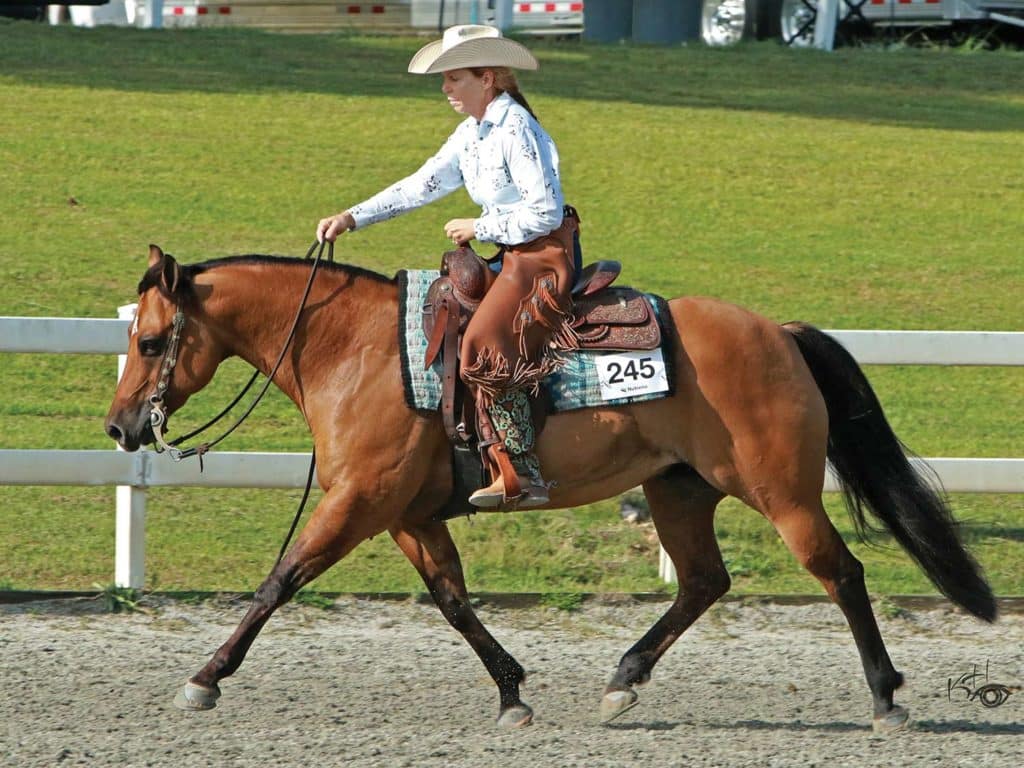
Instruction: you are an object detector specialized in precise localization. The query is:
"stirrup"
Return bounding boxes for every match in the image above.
[518,479,550,509]
[468,475,550,510]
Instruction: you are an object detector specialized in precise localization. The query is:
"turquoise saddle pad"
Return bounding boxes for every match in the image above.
[397,270,675,415]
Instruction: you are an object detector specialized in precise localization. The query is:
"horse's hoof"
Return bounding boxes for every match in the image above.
[496,703,534,729]
[600,689,639,723]
[173,681,221,711]
[872,705,909,734]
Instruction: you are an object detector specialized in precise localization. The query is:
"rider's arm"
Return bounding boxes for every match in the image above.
[347,127,466,230]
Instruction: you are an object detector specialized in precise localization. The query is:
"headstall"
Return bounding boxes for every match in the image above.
[144,239,333,465]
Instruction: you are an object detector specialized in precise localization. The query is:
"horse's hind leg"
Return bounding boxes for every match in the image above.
[601,464,730,722]
[174,485,391,711]
[390,521,532,729]
[762,496,908,732]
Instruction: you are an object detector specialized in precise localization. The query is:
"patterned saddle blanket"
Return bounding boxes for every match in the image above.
[397,270,675,415]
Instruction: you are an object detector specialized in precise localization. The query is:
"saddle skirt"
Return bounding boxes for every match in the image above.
[571,286,661,351]
[397,268,674,415]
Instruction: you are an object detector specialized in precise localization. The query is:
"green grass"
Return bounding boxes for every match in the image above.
[0,23,1021,596]
[2,486,1020,595]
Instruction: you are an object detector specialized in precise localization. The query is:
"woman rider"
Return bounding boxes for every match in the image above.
[317,25,580,510]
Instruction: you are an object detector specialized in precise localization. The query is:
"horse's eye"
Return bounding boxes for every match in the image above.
[139,336,165,357]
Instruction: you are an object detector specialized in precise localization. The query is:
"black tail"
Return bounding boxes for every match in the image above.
[785,322,996,622]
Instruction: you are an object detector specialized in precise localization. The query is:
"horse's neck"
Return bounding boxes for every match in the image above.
[199,264,396,407]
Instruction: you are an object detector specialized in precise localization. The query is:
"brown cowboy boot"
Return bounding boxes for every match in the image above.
[469,451,550,510]
[468,390,550,509]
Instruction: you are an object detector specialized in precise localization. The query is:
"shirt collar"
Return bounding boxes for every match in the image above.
[477,92,515,137]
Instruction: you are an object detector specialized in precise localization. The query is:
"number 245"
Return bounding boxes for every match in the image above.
[607,357,656,384]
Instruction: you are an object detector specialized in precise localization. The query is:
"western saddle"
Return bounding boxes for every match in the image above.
[423,246,662,519]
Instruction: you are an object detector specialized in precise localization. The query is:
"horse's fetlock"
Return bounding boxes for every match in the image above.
[616,653,651,687]
[499,658,526,685]
[873,668,904,697]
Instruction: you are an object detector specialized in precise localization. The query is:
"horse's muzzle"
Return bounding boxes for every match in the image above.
[105,408,157,452]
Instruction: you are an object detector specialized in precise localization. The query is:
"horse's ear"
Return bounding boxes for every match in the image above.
[160,253,183,297]
[139,245,188,301]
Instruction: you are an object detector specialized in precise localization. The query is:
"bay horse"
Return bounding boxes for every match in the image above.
[105,245,996,732]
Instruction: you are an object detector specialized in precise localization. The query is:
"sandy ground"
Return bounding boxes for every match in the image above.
[1,594,1021,768]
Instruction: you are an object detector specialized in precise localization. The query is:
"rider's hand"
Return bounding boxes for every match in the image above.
[317,211,356,243]
[444,218,477,246]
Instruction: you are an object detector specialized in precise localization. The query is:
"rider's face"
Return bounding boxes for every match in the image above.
[441,69,493,120]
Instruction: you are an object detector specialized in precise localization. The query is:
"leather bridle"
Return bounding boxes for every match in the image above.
[145,240,333,465]
[141,239,333,566]
[147,308,188,457]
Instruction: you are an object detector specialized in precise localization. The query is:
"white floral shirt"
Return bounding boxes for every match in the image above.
[347,92,564,246]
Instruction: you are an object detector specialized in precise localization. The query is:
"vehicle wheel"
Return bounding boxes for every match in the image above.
[700,0,785,46]
[757,0,783,39]
[780,0,817,47]
[700,0,756,46]
[0,3,46,21]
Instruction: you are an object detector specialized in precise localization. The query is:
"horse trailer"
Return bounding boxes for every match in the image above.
[143,0,583,34]
[699,0,1024,46]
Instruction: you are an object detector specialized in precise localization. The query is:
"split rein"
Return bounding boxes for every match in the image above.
[146,239,333,564]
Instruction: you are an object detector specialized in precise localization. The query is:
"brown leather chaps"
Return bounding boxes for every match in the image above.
[459,214,580,407]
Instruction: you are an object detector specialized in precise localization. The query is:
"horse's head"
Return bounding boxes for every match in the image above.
[104,245,224,451]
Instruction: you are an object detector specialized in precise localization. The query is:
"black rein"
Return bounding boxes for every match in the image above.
[154,239,334,566]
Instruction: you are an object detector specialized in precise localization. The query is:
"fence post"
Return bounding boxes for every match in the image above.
[658,546,677,584]
[144,0,164,29]
[115,303,146,589]
[813,0,839,50]
[494,0,514,30]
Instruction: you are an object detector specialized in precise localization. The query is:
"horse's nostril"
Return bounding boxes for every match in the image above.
[106,423,124,442]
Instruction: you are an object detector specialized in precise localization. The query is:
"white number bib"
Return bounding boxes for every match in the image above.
[594,349,669,400]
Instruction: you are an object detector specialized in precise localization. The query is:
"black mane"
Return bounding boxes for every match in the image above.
[138,253,396,297]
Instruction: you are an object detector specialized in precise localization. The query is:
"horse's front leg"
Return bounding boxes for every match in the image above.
[173,484,391,710]
[390,521,532,729]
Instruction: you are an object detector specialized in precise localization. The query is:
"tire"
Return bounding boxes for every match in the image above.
[0,3,46,21]
[758,0,783,39]
[779,0,818,47]
[700,0,784,46]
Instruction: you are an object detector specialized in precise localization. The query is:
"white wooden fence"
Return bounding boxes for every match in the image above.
[1,313,1022,588]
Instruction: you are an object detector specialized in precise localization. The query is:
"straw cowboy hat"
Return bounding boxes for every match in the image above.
[408,25,539,75]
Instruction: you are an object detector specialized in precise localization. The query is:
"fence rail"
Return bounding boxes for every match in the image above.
[3,451,1023,493]
[2,315,1022,588]
[4,315,1023,362]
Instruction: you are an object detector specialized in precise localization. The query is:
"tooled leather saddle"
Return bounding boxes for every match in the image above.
[422,246,662,521]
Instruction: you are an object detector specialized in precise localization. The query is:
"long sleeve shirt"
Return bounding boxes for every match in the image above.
[347,92,564,246]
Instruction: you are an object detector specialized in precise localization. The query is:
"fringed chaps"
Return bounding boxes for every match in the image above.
[459,218,579,408]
